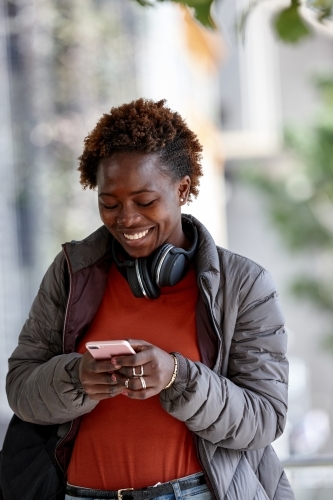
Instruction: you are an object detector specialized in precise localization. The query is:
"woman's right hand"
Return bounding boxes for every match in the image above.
[79,351,124,400]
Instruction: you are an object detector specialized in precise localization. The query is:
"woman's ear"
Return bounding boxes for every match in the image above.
[178,176,191,205]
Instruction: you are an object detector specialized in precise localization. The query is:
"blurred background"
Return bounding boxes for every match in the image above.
[1,0,333,497]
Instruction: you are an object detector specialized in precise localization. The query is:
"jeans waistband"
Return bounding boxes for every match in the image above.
[66,472,206,500]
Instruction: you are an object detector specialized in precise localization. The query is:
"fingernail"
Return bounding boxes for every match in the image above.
[122,390,128,396]
[111,374,116,381]
[111,359,121,369]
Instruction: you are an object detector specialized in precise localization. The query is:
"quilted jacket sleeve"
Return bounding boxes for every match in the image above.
[160,268,288,451]
[6,252,98,425]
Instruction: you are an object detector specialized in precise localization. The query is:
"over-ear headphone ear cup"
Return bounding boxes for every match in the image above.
[139,258,160,299]
[126,264,145,298]
[126,258,160,299]
[150,244,169,281]
[158,252,186,287]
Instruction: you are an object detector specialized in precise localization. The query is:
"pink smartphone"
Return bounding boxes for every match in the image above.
[86,340,135,359]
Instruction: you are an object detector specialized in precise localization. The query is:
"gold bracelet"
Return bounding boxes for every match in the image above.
[164,354,178,389]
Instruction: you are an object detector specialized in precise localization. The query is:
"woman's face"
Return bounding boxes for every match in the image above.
[97,152,190,258]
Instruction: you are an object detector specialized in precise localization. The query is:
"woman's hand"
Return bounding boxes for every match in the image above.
[110,339,175,399]
[79,351,123,400]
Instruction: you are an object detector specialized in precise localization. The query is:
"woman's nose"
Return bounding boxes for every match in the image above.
[116,206,141,226]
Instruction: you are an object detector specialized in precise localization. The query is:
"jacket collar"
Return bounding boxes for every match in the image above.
[63,214,223,298]
[64,214,218,265]
[187,215,224,302]
[62,225,112,274]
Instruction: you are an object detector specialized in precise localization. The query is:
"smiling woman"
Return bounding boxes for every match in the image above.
[4,98,294,500]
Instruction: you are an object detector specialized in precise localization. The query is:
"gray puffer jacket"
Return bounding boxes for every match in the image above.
[6,215,294,500]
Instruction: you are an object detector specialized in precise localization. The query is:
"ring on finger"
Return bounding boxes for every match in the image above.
[140,376,146,390]
[125,379,130,389]
[133,365,144,377]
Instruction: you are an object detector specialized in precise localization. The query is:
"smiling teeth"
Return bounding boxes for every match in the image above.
[124,229,149,240]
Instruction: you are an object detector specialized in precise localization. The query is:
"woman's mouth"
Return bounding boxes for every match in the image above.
[117,227,155,258]
[123,229,150,241]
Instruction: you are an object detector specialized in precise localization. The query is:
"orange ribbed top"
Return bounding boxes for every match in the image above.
[67,263,202,490]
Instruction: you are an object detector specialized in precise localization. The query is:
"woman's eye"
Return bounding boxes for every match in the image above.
[138,200,155,207]
[103,204,118,210]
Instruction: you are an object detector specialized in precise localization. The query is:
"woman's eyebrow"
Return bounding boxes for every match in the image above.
[129,189,156,195]
[98,189,156,197]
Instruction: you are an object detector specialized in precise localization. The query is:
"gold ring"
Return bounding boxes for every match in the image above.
[133,365,144,377]
[140,377,146,390]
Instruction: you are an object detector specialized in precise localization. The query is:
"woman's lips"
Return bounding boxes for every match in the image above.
[120,227,153,245]
[123,229,150,241]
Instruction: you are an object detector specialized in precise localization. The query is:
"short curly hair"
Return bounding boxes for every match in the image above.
[78,98,203,201]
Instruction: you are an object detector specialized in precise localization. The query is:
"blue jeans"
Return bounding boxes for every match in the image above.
[65,472,213,500]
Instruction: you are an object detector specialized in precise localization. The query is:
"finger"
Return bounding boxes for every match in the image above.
[107,339,152,370]
[111,348,153,368]
[113,373,149,391]
[85,383,116,394]
[88,384,124,400]
[81,371,118,387]
[117,365,149,379]
[85,356,118,373]
[122,387,156,400]
[126,339,152,350]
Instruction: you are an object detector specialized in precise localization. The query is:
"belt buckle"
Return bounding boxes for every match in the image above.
[118,488,134,500]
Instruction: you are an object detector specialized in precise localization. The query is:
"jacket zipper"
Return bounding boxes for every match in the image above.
[61,246,74,354]
[54,246,74,473]
[199,275,224,374]
[198,437,221,500]
[197,275,223,500]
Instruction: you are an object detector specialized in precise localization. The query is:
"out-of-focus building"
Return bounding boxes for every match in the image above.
[136,3,227,244]
[0,2,24,431]
[221,4,333,496]
[219,0,333,473]
[0,0,226,438]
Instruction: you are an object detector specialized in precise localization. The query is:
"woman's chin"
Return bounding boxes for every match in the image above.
[120,240,156,259]
[116,228,158,258]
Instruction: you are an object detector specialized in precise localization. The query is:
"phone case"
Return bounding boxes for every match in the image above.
[86,340,135,359]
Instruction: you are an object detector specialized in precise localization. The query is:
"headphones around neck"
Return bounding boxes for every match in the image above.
[111,218,198,299]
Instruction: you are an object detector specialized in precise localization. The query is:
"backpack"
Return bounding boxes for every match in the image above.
[0,414,65,500]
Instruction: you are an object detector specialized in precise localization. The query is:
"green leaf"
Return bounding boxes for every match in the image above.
[274,3,311,43]
[133,0,153,6]
[133,0,216,29]
[171,0,216,28]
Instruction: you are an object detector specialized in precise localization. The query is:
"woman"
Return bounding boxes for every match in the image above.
[5,99,294,500]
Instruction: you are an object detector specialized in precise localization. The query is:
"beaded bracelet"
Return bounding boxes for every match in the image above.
[164,354,178,389]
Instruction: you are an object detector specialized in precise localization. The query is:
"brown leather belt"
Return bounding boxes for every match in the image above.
[66,473,207,500]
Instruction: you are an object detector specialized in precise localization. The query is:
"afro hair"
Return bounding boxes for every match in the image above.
[78,98,203,201]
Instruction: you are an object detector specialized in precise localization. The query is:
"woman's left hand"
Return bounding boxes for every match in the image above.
[110,340,175,399]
